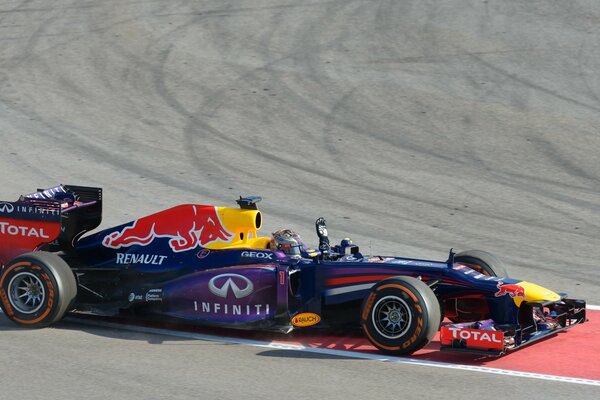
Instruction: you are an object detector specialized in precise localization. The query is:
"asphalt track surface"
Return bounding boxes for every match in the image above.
[1,0,599,399]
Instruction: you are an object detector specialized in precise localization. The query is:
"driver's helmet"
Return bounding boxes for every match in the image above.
[271,229,304,257]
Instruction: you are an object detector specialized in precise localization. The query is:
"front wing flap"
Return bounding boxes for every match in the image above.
[440,298,587,356]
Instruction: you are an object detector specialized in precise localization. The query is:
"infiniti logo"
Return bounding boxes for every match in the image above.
[0,202,14,213]
[208,273,254,299]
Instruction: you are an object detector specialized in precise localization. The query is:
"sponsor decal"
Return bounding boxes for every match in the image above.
[0,202,60,216]
[193,301,271,316]
[208,273,254,299]
[0,222,50,238]
[0,287,15,317]
[128,293,142,302]
[445,327,502,342]
[388,259,436,267]
[196,249,211,259]
[441,326,504,350]
[240,251,273,260]
[14,205,60,216]
[402,317,423,349]
[127,289,163,302]
[367,257,394,263]
[291,312,321,327]
[116,253,167,266]
[389,259,412,265]
[40,271,55,314]
[145,289,162,302]
[362,292,377,320]
[26,186,66,199]
[455,264,502,281]
[0,202,14,213]
[194,274,274,318]
[102,205,232,252]
[495,282,525,298]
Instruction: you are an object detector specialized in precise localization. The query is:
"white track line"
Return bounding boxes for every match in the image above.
[65,317,600,387]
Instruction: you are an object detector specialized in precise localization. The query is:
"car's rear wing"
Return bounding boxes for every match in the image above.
[0,197,62,266]
[0,184,102,266]
[49,185,103,250]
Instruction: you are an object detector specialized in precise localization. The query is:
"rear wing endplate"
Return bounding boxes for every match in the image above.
[0,184,103,265]
[0,198,62,266]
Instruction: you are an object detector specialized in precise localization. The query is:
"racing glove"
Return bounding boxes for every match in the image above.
[315,217,331,259]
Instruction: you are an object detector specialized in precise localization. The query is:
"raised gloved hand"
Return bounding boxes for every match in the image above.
[315,217,330,257]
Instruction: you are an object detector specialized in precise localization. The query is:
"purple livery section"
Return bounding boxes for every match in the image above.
[159,266,281,323]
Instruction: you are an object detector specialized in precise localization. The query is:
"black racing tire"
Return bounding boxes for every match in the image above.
[454,250,508,278]
[0,252,77,328]
[361,276,441,355]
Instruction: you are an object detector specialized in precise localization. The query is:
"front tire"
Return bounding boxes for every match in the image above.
[454,250,508,278]
[445,250,508,323]
[361,276,441,355]
[0,252,77,328]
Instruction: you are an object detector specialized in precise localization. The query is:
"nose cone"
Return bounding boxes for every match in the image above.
[513,281,561,307]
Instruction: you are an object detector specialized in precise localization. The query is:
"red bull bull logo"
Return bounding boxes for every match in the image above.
[495,282,525,298]
[103,205,233,252]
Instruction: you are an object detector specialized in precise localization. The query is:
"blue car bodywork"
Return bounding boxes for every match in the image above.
[0,185,586,356]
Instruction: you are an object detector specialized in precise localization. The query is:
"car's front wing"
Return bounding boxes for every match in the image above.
[440,298,587,356]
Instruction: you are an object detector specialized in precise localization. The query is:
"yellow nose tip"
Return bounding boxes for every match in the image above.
[510,281,560,307]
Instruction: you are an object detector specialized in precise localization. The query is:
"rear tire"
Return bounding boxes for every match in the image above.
[0,252,77,328]
[361,276,441,355]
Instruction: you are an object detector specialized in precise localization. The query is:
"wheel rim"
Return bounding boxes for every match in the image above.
[372,295,412,339]
[8,272,46,314]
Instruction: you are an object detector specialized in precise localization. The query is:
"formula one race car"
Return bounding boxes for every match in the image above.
[0,185,587,356]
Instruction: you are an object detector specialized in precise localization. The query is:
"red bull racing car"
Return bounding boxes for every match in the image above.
[0,185,587,356]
